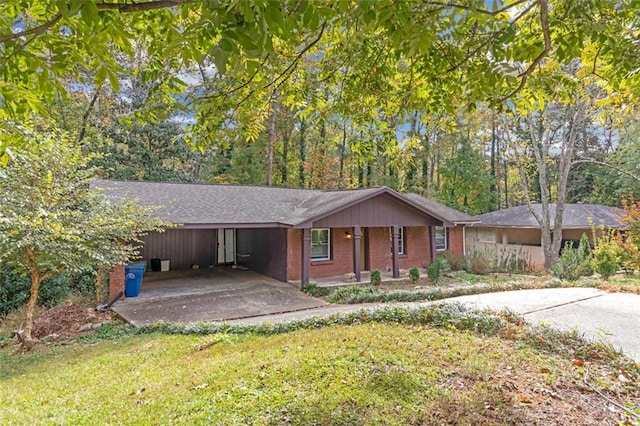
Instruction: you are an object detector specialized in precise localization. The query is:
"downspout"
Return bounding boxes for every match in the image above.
[462,225,466,256]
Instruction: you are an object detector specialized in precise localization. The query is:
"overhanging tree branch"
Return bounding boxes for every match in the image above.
[500,0,551,100]
[425,0,530,16]
[264,21,326,91]
[572,158,640,183]
[95,0,199,13]
[0,13,61,44]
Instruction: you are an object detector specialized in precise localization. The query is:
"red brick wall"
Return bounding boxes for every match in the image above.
[108,265,125,300]
[286,229,302,282]
[287,226,433,281]
[448,225,465,257]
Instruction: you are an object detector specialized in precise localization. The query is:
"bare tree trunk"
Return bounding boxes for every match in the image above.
[95,267,105,304]
[516,104,586,270]
[298,118,306,187]
[338,124,347,187]
[21,272,43,352]
[266,96,278,186]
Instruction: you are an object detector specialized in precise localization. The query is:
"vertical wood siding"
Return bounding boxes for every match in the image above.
[313,194,440,228]
[141,229,217,270]
[236,228,288,281]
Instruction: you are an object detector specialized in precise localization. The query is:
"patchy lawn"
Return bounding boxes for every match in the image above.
[594,274,640,294]
[1,308,639,425]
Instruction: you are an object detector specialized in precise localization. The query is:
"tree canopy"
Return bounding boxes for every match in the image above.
[2,0,639,159]
[0,135,168,350]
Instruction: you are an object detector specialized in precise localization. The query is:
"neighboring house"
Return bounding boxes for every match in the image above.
[94,180,476,296]
[466,203,626,271]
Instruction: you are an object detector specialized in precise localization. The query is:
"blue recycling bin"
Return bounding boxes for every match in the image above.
[124,263,146,297]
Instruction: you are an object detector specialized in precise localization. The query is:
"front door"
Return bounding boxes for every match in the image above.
[217,228,236,265]
[361,228,370,271]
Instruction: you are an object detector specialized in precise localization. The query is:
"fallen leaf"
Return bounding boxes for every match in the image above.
[571,359,584,367]
[520,396,533,404]
[618,374,630,383]
[540,367,551,373]
[129,387,146,396]
[192,383,209,390]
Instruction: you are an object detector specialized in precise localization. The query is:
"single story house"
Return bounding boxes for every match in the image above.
[466,203,626,270]
[94,180,476,298]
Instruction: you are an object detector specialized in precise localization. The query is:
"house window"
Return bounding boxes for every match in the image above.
[389,227,406,255]
[477,228,496,243]
[435,226,447,251]
[311,228,331,261]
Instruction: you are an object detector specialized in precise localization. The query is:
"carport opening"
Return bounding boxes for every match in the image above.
[137,227,289,295]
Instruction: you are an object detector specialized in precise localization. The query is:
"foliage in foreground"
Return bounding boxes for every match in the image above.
[2,305,638,425]
[0,137,168,350]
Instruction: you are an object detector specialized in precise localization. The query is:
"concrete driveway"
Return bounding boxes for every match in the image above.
[444,288,640,361]
[112,268,327,326]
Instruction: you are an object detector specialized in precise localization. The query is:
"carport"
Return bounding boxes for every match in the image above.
[112,268,327,326]
[140,226,289,281]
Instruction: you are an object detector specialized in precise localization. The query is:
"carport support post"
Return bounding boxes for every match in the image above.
[391,225,400,279]
[352,225,361,282]
[301,228,311,286]
[429,225,437,264]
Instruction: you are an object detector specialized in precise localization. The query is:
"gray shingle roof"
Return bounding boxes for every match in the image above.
[402,193,478,224]
[91,180,470,227]
[474,204,625,229]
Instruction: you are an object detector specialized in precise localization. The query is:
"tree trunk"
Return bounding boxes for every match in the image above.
[21,273,43,352]
[490,110,497,208]
[95,267,105,304]
[298,118,306,187]
[266,96,278,186]
[338,124,347,187]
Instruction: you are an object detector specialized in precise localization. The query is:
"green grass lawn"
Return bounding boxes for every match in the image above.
[2,320,638,425]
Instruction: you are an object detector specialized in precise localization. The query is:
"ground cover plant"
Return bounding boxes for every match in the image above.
[323,273,557,304]
[1,304,638,425]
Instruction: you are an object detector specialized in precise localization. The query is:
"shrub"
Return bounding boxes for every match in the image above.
[301,284,331,298]
[495,249,531,273]
[0,267,30,318]
[427,257,450,283]
[550,234,593,281]
[551,243,584,281]
[591,229,623,280]
[463,249,493,274]
[326,286,380,304]
[0,267,96,318]
[435,251,464,271]
[409,267,420,283]
[592,246,619,279]
[370,269,382,285]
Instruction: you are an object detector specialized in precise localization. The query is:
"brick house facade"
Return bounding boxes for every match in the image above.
[96,180,475,297]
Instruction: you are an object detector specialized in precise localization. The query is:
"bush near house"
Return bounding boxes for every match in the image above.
[409,267,420,283]
[427,257,450,283]
[551,234,593,281]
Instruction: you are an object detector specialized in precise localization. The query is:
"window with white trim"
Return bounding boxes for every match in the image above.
[389,227,406,255]
[435,226,447,251]
[311,228,331,261]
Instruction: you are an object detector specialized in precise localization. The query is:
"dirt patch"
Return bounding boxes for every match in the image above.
[429,363,639,425]
[32,303,114,339]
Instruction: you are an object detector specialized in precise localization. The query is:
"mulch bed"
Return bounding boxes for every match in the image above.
[32,303,114,339]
